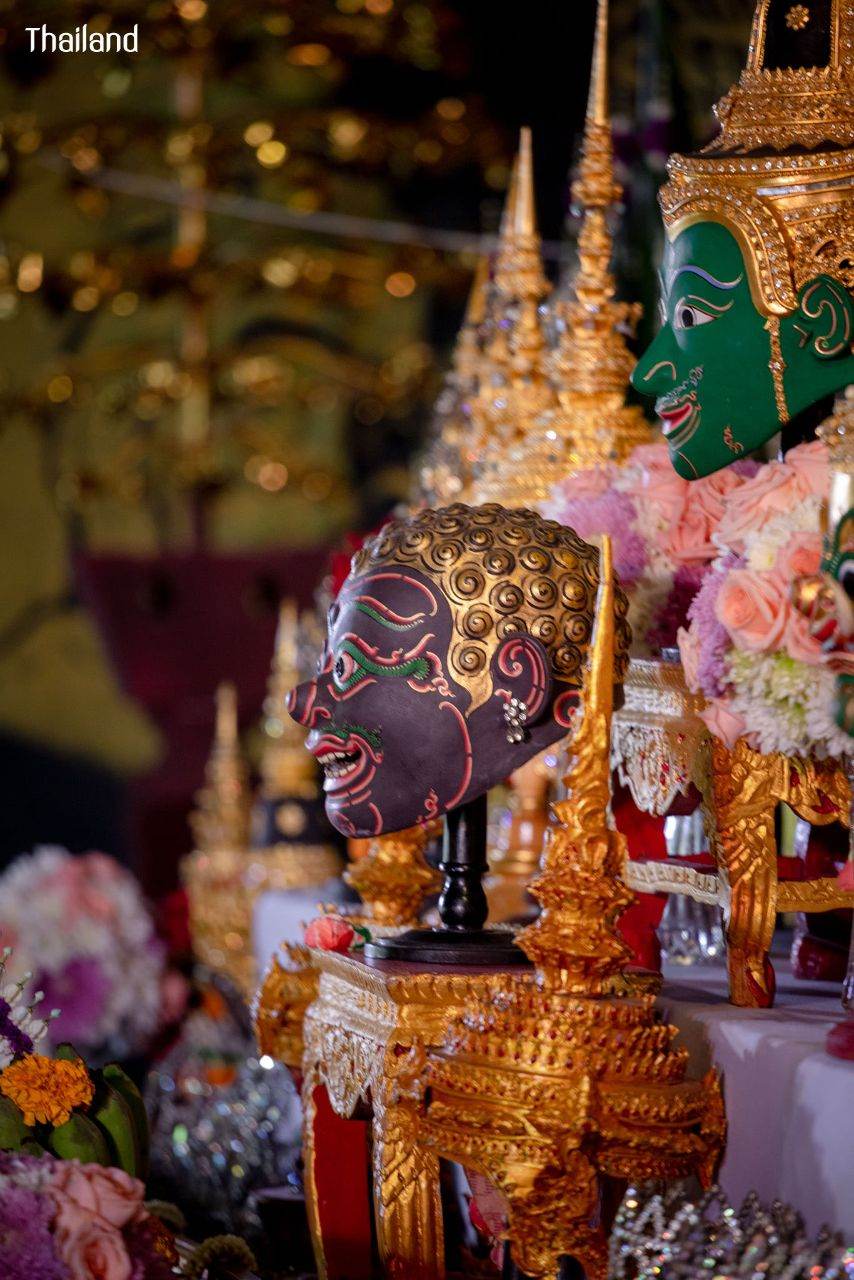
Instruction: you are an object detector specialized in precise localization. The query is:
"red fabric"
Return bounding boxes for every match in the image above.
[309,1085,374,1280]
[613,786,668,972]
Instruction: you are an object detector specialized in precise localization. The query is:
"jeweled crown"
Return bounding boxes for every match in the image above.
[659,0,854,315]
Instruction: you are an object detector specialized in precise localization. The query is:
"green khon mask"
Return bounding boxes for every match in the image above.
[632,222,854,480]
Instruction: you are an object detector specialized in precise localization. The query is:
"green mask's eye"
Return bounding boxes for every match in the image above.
[673,299,717,331]
[838,557,854,601]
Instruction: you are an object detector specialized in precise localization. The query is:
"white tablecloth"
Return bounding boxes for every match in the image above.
[659,961,854,1236]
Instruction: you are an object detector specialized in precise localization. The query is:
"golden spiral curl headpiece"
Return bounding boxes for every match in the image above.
[351,504,631,713]
[660,0,854,316]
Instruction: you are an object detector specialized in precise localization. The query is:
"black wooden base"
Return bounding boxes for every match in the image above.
[363,926,531,966]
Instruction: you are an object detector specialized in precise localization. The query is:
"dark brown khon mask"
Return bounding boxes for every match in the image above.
[288,504,630,838]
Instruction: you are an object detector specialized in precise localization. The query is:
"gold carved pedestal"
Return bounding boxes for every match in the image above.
[301,951,521,1280]
[419,537,724,1280]
[616,659,854,1008]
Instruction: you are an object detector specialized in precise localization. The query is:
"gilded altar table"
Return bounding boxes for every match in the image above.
[300,949,526,1280]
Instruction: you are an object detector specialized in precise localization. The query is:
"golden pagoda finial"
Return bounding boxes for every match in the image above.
[190,681,251,854]
[517,535,633,990]
[534,0,650,474]
[491,127,548,306]
[469,129,558,498]
[258,600,319,802]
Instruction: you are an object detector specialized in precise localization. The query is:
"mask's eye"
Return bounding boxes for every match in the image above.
[333,648,366,692]
[838,558,854,601]
[673,301,716,331]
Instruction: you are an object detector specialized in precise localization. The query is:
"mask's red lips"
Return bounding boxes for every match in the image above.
[658,400,693,437]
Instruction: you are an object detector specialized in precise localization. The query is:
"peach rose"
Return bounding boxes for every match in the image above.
[715,447,828,553]
[304,914,355,953]
[624,443,688,524]
[52,1162,145,1230]
[775,531,822,581]
[56,1215,131,1280]
[677,626,701,694]
[715,569,788,651]
[785,439,830,497]
[699,698,747,750]
[665,505,717,564]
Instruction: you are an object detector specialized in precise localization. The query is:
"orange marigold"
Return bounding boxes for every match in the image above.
[0,1053,94,1127]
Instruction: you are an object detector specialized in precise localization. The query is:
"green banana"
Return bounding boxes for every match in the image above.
[49,1112,111,1165]
[102,1063,150,1180]
[91,1081,139,1176]
[0,1095,31,1150]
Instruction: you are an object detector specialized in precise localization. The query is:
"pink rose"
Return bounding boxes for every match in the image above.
[558,466,613,500]
[624,443,689,524]
[716,445,829,553]
[699,698,747,749]
[677,626,701,693]
[775,531,822,581]
[304,914,355,953]
[785,439,830,496]
[52,1162,145,1230]
[56,1216,131,1280]
[715,569,788,652]
[784,608,824,665]
[665,505,717,565]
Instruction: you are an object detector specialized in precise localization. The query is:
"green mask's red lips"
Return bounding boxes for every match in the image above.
[657,398,694,438]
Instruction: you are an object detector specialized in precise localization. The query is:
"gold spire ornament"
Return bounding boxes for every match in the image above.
[255,599,321,814]
[421,538,724,1280]
[416,256,491,507]
[470,129,558,501]
[545,0,651,473]
[189,681,251,854]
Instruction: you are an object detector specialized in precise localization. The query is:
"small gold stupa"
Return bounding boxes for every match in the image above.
[416,255,490,508]
[469,128,558,502]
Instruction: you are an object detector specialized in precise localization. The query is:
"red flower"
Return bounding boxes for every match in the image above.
[304,915,355,953]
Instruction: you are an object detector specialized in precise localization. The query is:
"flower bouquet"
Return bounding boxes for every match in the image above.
[0,1151,178,1280]
[0,848,166,1061]
[677,441,848,759]
[545,442,758,653]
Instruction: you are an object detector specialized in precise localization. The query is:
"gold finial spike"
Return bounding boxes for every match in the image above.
[463,255,490,329]
[258,598,319,801]
[512,126,537,241]
[587,0,610,128]
[215,681,239,748]
[273,599,300,692]
[497,150,519,238]
[588,533,615,726]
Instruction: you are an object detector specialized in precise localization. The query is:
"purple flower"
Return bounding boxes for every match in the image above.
[647,563,708,652]
[37,957,111,1046]
[555,492,646,586]
[0,1186,68,1280]
[686,557,742,698]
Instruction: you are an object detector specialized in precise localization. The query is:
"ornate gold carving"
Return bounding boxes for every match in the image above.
[708,736,851,1007]
[612,657,708,815]
[253,943,317,1068]
[344,824,441,926]
[765,316,789,423]
[659,0,854,317]
[301,951,517,1280]
[421,538,724,1280]
[354,503,631,713]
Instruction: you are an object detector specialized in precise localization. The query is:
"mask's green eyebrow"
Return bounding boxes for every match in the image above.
[666,265,743,294]
[355,599,422,631]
